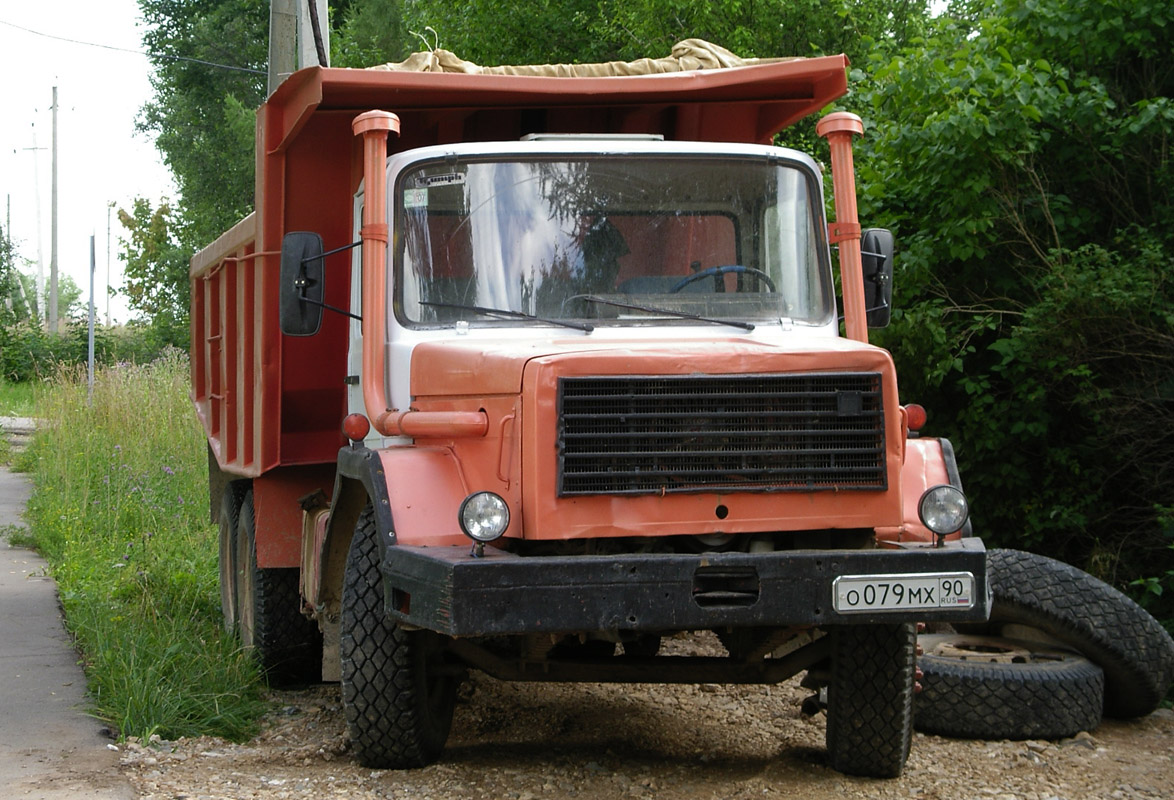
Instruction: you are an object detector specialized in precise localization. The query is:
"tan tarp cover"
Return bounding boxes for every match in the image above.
[368,39,798,77]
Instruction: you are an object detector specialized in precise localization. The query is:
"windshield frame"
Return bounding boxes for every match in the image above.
[387,139,834,332]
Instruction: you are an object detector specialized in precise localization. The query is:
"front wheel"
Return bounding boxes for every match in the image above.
[825,623,916,778]
[340,506,459,769]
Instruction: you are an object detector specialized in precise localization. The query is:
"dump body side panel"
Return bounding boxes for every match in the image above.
[190,213,270,477]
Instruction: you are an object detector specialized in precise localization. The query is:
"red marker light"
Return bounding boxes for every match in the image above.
[905,404,927,432]
[343,413,371,442]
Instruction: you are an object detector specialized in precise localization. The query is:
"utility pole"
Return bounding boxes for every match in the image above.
[268,0,296,96]
[3,195,9,314]
[88,234,95,405]
[50,85,58,334]
[21,129,46,326]
[269,0,329,95]
[106,201,113,326]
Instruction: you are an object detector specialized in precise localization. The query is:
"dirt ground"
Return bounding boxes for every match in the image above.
[118,634,1174,800]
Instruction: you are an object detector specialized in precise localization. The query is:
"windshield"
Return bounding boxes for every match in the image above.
[396,152,831,329]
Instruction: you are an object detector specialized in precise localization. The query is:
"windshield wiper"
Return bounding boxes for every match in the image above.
[419,301,594,332]
[577,296,755,331]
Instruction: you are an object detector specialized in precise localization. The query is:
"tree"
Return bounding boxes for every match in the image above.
[331,0,413,67]
[117,198,192,347]
[853,0,1174,612]
[137,0,268,249]
[0,225,17,324]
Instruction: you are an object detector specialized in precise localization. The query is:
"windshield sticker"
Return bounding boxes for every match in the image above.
[403,188,428,209]
[422,173,466,187]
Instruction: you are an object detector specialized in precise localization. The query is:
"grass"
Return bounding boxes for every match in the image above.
[0,379,37,416]
[18,353,267,741]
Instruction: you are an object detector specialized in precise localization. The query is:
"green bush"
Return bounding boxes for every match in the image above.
[0,320,179,383]
[856,0,1174,629]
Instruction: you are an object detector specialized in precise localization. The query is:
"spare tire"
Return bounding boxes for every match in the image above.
[981,549,1174,719]
[915,633,1103,740]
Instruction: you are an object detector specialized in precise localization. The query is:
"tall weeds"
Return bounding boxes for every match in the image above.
[20,351,265,741]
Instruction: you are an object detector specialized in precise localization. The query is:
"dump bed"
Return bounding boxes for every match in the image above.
[190,54,851,478]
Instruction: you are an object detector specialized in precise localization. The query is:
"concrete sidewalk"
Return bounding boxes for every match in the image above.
[0,466,137,799]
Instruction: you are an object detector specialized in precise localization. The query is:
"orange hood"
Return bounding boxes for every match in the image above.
[409,334,893,398]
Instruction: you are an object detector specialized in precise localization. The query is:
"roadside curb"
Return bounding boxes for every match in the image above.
[0,416,35,454]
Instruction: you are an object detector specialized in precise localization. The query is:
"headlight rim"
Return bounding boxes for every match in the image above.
[918,484,969,536]
[458,491,510,543]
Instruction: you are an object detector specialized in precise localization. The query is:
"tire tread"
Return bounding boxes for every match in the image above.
[826,623,916,778]
[340,507,455,769]
[985,549,1174,718]
[916,637,1104,739]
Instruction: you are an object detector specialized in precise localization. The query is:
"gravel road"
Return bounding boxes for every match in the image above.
[119,634,1174,800]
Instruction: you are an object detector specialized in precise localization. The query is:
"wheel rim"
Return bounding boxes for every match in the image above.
[921,634,1082,665]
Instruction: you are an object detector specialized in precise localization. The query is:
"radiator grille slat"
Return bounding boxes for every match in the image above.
[557,373,886,495]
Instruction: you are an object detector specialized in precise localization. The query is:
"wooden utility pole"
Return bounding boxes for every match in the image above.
[88,234,95,405]
[49,85,58,334]
[268,0,296,96]
[269,0,329,96]
[20,130,46,324]
[106,202,113,326]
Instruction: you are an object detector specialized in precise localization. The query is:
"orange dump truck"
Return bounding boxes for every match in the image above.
[191,45,988,778]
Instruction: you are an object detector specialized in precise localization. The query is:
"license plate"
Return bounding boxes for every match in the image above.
[832,572,975,614]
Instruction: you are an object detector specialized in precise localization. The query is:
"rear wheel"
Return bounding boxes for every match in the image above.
[235,490,322,685]
[340,506,459,768]
[825,623,915,778]
[217,483,246,634]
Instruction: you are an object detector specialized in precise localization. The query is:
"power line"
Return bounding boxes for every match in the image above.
[0,18,266,75]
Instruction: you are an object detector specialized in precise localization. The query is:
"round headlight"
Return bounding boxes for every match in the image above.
[918,485,969,535]
[458,492,510,542]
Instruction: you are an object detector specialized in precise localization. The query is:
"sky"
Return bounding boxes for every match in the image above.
[0,0,176,325]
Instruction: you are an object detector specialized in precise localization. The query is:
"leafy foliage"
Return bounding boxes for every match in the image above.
[117,198,192,348]
[389,0,929,66]
[331,0,412,66]
[856,0,1174,619]
[0,227,45,325]
[0,225,18,322]
[137,0,267,249]
[0,225,119,383]
[0,318,178,383]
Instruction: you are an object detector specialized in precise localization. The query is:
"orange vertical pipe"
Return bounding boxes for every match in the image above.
[351,110,489,441]
[353,110,401,436]
[816,112,867,343]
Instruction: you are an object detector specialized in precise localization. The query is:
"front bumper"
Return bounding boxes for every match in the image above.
[382,538,990,636]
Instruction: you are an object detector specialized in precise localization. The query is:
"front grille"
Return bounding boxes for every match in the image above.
[557,373,886,495]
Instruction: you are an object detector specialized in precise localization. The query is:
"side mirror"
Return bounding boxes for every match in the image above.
[861,228,894,329]
[279,232,325,336]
